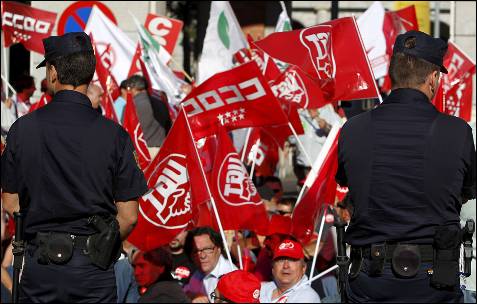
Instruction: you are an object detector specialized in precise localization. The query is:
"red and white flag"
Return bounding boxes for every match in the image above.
[144,13,183,56]
[207,126,269,232]
[182,61,288,138]
[255,17,378,103]
[433,41,476,121]
[122,92,151,171]
[240,128,280,177]
[1,2,57,54]
[128,112,208,251]
[292,126,340,244]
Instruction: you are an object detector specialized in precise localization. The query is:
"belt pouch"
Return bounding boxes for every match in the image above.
[368,244,385,276]
[391,244,420,278]
[431,226,461,289]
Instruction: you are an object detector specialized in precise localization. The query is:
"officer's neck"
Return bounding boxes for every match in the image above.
[54,83,88,96]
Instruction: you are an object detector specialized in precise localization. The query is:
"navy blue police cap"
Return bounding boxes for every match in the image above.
[393,30,448,74]
[36,32,93,69]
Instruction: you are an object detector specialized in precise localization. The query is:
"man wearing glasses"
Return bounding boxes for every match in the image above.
[260,239,320,303]
[183,227,237,303]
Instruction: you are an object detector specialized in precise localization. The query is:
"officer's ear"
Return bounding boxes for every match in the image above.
[428,70,440,98]
[47,63,58,86]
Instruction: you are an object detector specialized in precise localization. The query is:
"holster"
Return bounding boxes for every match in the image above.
[35,232,74,265]
[86,215,121,270]
[431,225,461,289]
[349,247,363,279]
[368,244,386,276]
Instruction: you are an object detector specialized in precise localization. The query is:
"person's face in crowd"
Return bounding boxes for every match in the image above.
[24,82,36,99]
[191,234,221,275]
[275,203,293,217]
[120,87,128,99]
[272,257,306,290]
[169,230,187,253]
[133,252,164,288]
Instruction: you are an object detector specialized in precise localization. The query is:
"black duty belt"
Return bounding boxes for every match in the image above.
[30,232,89,250]
[353,243,434,262]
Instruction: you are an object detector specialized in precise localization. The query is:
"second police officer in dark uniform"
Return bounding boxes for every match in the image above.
[336,31,476,302]
[1,32,149,302]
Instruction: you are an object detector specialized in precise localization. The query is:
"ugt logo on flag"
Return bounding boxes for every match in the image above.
[300,25,336,80]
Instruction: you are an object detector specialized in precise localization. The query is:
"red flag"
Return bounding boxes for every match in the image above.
[433,42,476,121]
[129,112,209,251]
[28,93,51,113]
[128,43,143,77]
[271,64,326,109]
[122,92,151,171]
[291,129,340,244]
[144,13,183,55]
[182,61,288,138]
[99,93,119,123]
[1,2,57,54]
[91,36,120,101]
[255,17,378,103]
[241,128,280,177]
[393,5,418,31]
[208,126,269,232]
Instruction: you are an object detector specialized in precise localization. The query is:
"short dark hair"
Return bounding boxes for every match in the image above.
[143,246,173,280]
[127,75,148,91]
[13,75,35,93]
[389,37,440,89]
[278,196,296,208]
[119,79,129,90]
[48,51,95,87]
[184,226,224,257]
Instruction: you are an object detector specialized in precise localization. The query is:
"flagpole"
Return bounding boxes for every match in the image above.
[1,74,17,96]
[249,138,261,178]
[309,205,327,283]
[2,31,9,97]
[181,106,235,268]
[351,15,383,104]
[308,265,339,285]
[169,57,194,83]
[288,122,315,170]
[234,230,244,270]
[240,128,252,162]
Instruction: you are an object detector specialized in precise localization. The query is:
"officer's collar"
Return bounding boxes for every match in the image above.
[383,88,435,108]
[52,90,93,108]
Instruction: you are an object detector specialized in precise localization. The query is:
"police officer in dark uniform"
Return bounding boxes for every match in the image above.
[336,31,476,302]
[1,32,148,302]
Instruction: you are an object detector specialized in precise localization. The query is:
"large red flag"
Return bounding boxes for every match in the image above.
[181,61,288,139]
[254,17,378,103]
[1,2,57,54]
[129,112,209,251]
[122,92,151,171]
[291,129,340,244]
[208,126,269,232]
[433,42,476,121]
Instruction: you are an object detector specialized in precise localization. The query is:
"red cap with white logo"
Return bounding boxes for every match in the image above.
[273,239,305,260]
[217,270,261,303]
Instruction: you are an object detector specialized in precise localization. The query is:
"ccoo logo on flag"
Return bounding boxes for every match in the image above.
[140,154,191,229]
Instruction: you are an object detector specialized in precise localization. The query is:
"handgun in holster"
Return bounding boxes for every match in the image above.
[462,219,475,277]
[86,215,121,270]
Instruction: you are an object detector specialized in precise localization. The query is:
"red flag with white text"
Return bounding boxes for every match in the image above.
[181,61,288,138]
[241,128,280,177]
[144,13,183,56]
[1,1,57,54]
[254,17,378,103]
[128,112,209,251]
[123,92,151,171]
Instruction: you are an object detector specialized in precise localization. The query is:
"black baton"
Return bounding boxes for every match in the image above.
[12,212,25,303]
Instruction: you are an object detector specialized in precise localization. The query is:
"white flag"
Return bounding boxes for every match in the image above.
[131,14,172,64]
[84,6,135,83]
[357,1,388,79]
[197,1,248,84]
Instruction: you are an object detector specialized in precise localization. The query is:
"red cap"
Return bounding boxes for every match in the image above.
[216,270,261,303]
[273,239,305,260]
